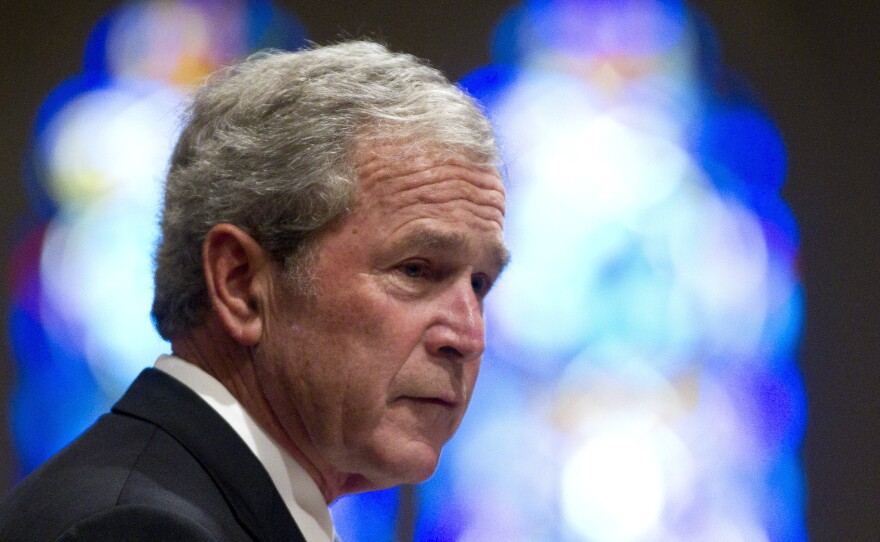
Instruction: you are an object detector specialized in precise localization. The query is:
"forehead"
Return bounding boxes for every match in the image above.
[352,141,506,217]
[342,140,508,268]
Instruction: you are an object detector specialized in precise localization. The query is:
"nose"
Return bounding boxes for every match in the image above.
[424,276,485,362]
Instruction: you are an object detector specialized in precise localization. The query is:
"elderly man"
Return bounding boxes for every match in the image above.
[0,41,507,541]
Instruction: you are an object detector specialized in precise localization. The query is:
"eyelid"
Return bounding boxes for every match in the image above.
[471,272,494,298]
[391,257,498,298]
[396,259,433,278]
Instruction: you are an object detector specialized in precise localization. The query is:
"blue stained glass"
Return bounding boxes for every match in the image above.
[331,487,400,542]
[8,304,108,475]
[699,106,788,197]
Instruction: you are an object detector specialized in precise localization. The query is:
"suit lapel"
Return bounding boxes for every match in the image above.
[113,369,307,542]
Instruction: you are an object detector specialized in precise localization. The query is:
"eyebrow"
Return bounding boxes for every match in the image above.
[392,229,511,274]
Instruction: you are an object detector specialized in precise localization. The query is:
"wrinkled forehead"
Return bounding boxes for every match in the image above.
[352,138,505,205]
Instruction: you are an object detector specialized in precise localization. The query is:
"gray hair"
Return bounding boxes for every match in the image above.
[151,40,499,340]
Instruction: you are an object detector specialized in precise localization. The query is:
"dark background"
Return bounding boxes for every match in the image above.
[2,1,877,540]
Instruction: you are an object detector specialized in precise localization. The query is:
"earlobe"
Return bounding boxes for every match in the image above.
[202,224,270,346]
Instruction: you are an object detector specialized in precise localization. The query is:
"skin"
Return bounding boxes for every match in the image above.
[174,142,508,503]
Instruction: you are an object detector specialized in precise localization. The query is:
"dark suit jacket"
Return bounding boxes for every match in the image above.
[0,369,307,541]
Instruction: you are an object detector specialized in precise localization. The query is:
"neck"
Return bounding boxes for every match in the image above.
[170,320,358,503]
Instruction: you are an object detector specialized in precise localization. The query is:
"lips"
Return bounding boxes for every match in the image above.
[415,397,456,408]
[397,395,458,409]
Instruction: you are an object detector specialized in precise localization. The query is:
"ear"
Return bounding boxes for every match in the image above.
[202,224,272,346]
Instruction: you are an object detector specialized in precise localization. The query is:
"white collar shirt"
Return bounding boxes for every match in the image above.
[154,354,338,542]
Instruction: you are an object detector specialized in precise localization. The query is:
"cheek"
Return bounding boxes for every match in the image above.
[305,291,414,409]
[326,287,425,365]
[462,360,482,402]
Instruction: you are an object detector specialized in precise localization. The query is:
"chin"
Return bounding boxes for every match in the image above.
[355,439,443,491]
[398,453,441,484]
[340,460,438,497]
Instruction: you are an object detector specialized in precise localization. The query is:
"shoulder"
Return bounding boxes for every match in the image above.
[0,412,240,541]
[55,505,218,541]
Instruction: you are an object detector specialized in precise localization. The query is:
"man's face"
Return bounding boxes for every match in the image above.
[255,142,508,495]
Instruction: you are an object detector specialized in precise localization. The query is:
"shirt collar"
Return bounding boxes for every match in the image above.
[154,354,337,542]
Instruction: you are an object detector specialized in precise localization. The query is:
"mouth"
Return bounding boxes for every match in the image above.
[420,397,456,408]
[399,396,458,409]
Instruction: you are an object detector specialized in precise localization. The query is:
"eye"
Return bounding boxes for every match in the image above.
[471,273,492,297]
[399,261,428,279]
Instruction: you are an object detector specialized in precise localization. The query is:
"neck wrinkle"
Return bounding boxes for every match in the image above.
[170,321,354,504]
